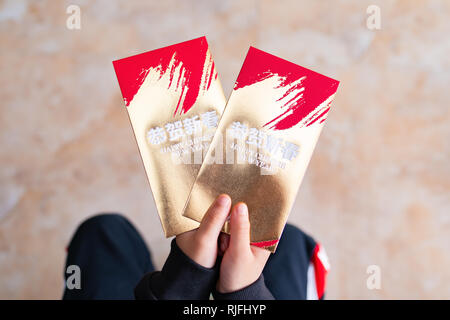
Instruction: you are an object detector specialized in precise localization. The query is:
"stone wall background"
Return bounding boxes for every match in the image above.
[0,0,449,299]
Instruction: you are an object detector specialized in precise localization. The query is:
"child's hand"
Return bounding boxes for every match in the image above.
[176,194,231,268]
[216,202,271,293]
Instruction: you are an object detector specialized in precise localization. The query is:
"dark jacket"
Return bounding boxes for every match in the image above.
[134,239,274,300]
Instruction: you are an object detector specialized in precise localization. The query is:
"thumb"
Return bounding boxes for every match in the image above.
[197,194,231,242]
[228,202,251,255]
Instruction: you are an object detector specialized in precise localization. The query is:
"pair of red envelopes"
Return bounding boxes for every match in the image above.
[113,36,339,252]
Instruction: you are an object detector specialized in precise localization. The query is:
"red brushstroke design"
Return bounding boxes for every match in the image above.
[112,36,216,116]
[251,239,279,248]
[234,47,339,130]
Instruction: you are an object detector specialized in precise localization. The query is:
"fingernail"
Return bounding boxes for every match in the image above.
[237,203,248,216]
[217,194,231,207]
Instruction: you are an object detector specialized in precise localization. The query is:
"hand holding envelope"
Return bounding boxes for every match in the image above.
[215,200,271,294]
[113,36,339,253]
[176,194,232,269]
[176,194,270,293]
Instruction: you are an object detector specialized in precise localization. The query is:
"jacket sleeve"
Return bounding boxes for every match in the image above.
[135,238,275,300]
[212,274,274,300]
[134,238,219,300]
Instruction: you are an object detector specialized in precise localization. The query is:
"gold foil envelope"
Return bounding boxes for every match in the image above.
[113,37,227,237]
[183,47,340,252]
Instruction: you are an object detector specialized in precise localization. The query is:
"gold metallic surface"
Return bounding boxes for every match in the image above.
[126,50,226,237]
[183,75,337,251]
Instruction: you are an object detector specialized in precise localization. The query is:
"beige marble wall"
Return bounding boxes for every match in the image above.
[0,0,449,299]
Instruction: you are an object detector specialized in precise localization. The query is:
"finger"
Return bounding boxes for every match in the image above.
[228,202,251,255]
[218,232,230,256]
[251,245,271,261]
[197,194,231,242]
